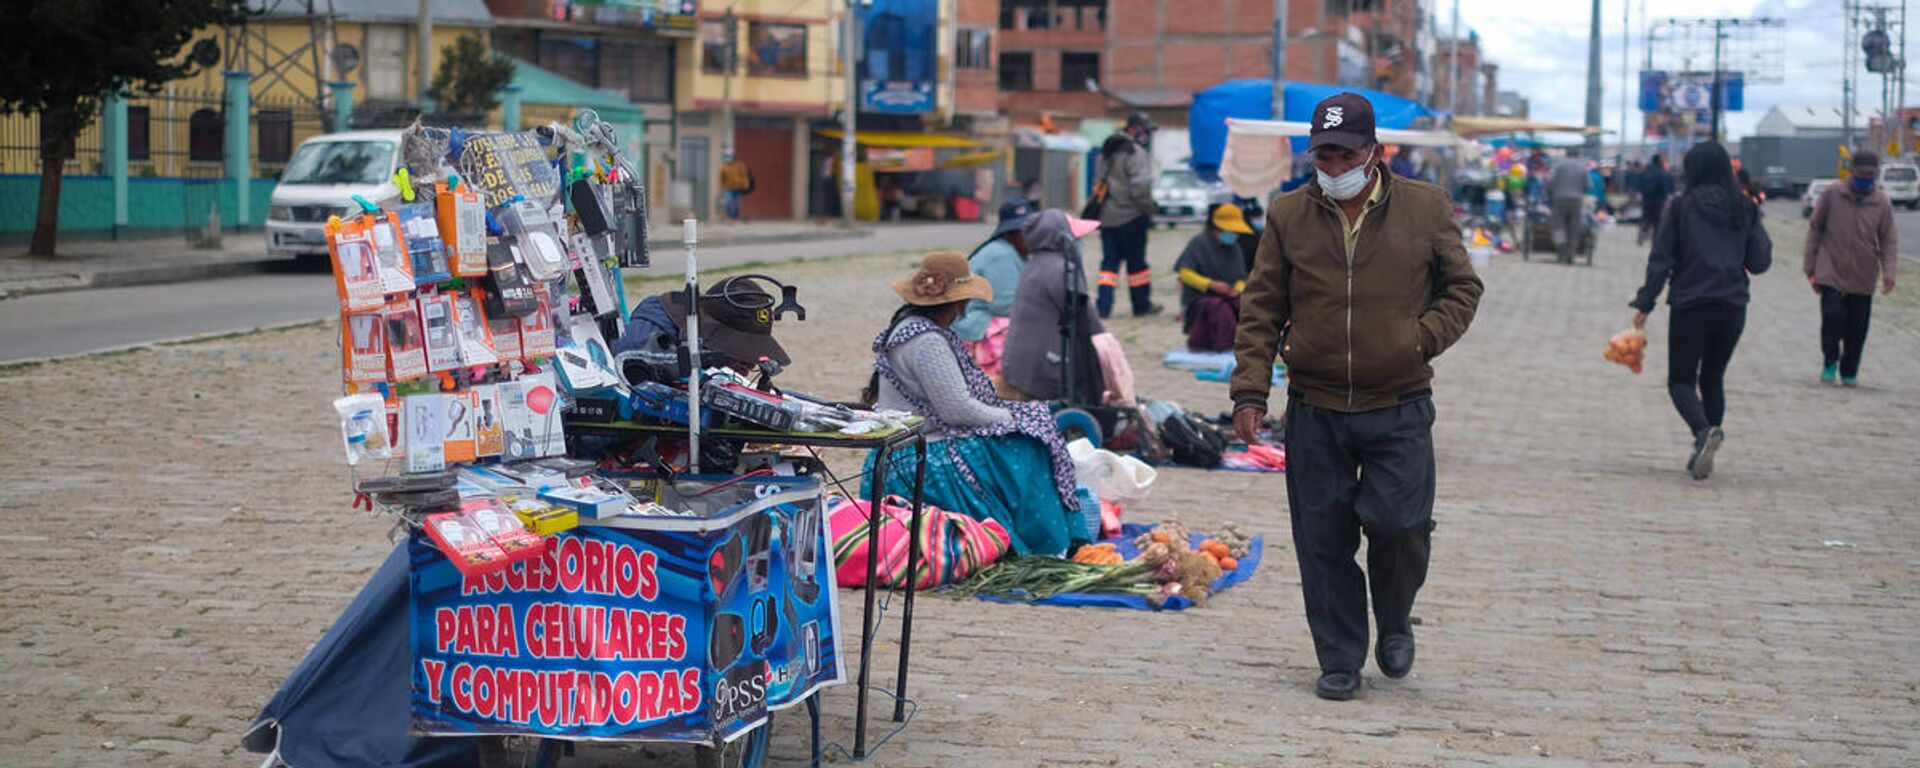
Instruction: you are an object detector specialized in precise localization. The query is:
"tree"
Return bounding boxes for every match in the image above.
[0,0,246,256]
[429,34,514,117]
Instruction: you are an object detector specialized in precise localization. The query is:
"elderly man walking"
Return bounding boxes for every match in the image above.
[1805,151,1899,386]
[1231,93,1483,701]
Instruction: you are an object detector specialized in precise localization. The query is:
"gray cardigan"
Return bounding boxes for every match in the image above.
[875,329,1010,435]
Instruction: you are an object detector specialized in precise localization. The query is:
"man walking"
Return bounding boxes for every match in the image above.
[1548,150,1591,263]
[1231,93,1483,701]
[1637,154,1673,246]
[1094,112,1163,318]
[1805,151,1899,386]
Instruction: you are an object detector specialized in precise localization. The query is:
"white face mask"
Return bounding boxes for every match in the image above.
[1317,149,1376,201]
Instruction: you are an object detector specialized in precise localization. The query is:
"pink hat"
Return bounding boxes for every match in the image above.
[1067,216,1100,240]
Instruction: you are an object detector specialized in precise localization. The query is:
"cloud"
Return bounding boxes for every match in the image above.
[1459,0,1861,144]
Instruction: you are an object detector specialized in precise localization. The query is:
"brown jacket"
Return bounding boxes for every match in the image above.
[1232,166,1483,414]
[1804,182,1898,295]
[720,161,753,193]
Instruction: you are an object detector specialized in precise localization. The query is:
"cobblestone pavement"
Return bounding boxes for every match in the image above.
[1,216,1916,767]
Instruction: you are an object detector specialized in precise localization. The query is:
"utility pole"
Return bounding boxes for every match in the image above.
[1709,19,1724,142]
[1448,0,1460,116]
[1584,0,1603,152]
[1272,0,1287,120]
[1621,0,1629,159]
[417,0,433,109]
[721,7,737,157]
[841,0,859,226]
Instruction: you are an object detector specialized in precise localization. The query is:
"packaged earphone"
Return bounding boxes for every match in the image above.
[497,199,570,281]
[343,311,388,384]
[398,202,450,284]
[334,393,395,466]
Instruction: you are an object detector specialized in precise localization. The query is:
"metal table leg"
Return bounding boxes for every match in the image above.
[852,442,890,759]
[893,434,927,721]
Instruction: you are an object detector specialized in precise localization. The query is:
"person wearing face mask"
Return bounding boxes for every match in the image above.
[1230,92,1484,702]
[1175,203,1255,352]
[1804,151,1898,387]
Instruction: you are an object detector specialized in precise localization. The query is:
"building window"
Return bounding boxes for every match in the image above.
[188,109,223,163]
[257,109,293,165]
[1003,0,1050,30]
[700,20,732,74]
[1060,51,1099,91]
[957,27,992,70]
[605,39,673,102]
[364,25,409,100]
[539,36,598,86]
[1058,0,1106,31]
[128,106,151,162]
[748,22,807,76]
[999,51,1033,90]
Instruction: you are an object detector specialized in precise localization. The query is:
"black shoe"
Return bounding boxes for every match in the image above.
[1688,427,1723,480]
[1314,671,1360,701]
[1134,303,1165,317]
[1376,634,1415,679]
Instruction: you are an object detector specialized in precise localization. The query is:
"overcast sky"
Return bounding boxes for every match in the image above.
[1457,0,1905,143]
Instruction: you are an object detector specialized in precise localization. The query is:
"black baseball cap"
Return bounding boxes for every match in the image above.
[662,281,791,366]
[1308,92,1378,152]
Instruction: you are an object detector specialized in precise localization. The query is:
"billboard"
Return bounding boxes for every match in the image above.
[1639,70,1743,139]
[569,0,700,33]
[860,0,938,114]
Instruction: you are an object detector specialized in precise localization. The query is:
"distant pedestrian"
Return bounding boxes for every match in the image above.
[1804,151,1899,386]
[1093,112,1163,318]
[719,148,753,223]
[1629,141,1773,481]
[1548,150,1591,264]
[1232,92,1483,701]
[1637,154,1674,246]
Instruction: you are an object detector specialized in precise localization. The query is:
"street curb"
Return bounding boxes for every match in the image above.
[0,227,873,300]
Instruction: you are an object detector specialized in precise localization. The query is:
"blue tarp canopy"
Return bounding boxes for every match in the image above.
[1189,79,1438,180]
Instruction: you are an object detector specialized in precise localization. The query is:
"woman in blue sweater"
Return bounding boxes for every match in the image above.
[1630,141,1773,480]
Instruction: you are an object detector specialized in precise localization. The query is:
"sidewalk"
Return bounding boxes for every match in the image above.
[0,219,872,299]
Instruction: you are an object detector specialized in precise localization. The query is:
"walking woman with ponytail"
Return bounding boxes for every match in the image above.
[1629,141,1773,480]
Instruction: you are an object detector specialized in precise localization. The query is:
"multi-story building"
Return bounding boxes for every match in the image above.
[1434,32,1495,116]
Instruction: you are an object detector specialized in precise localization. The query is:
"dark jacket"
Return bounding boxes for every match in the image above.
[1631,187,1773,312]
[1638,166,1673,206]
[1232,166,1484,414]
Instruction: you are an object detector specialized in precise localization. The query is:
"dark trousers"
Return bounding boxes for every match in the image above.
[1284,397,1437,674]
[1551,197,1583,263]
[1096,216,1152,317]
[1667,303,1747,437]
[1818,287,1873,378]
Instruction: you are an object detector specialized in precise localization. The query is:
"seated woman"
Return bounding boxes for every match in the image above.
[1001,210,1105,402]
[860,251,1087,557]
[1175,203,1254,352]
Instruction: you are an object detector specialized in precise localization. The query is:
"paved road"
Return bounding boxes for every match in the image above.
[1765,198,1920,262]
[0,223,985,365]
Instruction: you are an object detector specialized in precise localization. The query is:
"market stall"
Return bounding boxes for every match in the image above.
[1217,117,1467,200]
[249,111,933,767]
[815,129,1000,222]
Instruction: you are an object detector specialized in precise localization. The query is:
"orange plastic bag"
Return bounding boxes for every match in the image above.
[1603,328,1648,374]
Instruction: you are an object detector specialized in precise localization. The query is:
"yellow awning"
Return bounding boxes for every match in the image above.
[816,129,987,149]
[939,150,1005,168]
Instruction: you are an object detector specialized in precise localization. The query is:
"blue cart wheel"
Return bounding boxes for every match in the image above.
[1054,408,1103,449]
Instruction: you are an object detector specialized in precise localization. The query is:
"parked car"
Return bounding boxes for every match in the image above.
[266,130,404,258]
[1152,168,1230,227]
[1801,178,1836,218]
[1879,162,1920,209]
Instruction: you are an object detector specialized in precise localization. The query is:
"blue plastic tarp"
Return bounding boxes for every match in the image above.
[1188,79,1437,180]
[244,543,477,768]
[978,524,1263,611]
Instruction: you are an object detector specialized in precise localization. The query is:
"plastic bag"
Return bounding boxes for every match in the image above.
[334,393,395,465]
[1067,438,1158,505]
[1603,328,1647,374]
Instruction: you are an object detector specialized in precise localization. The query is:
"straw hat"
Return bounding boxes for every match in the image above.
[893,251,993,306]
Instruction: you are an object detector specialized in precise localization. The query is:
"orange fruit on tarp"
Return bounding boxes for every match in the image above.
[1218,556,1240,572]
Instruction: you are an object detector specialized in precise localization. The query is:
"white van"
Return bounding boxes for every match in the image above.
[1877,161,1920,210]
[266,130,403,258]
